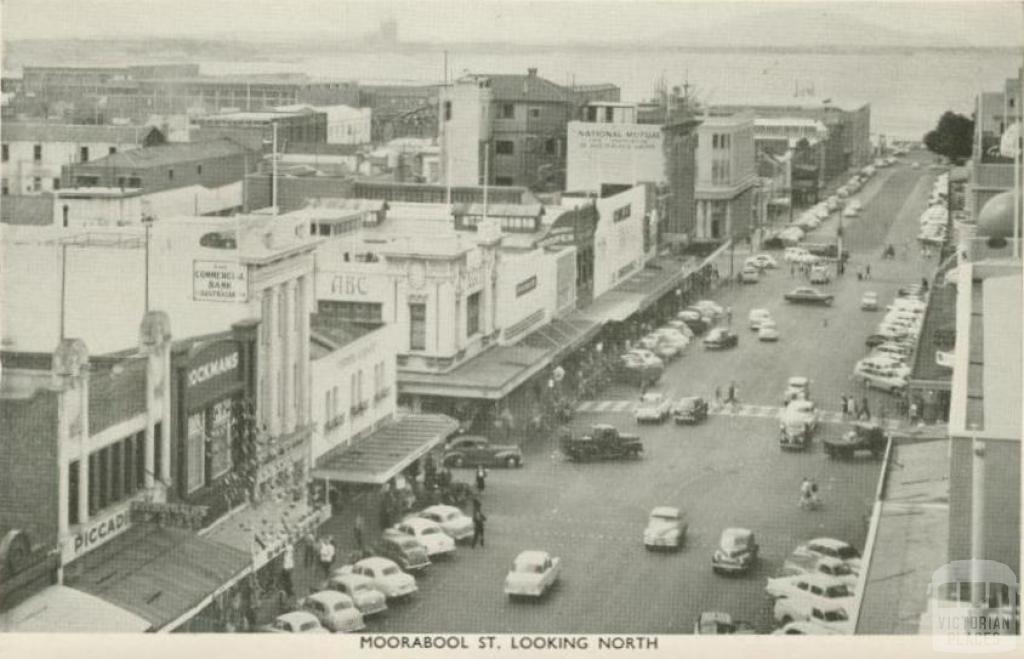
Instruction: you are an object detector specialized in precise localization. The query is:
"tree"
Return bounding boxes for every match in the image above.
[923,112,974,164]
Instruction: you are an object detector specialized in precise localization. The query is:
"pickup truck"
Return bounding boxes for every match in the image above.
[559,424,643,462]
[823,422,887,459]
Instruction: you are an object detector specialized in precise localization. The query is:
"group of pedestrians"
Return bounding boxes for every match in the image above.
[713,381,740,408]
[840,394,872,420]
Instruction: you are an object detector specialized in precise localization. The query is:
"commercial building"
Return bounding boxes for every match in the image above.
[1,122,165,196]
[274,104,371,145]
[565,119,665,193]
[694,113,758,242]
[967,68,1022,223]
[193,109,328,151]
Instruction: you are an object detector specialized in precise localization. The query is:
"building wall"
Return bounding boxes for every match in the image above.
[0,389,60,550]
[66,151,252,197]
[310,323,397,461]
[589,184,648,297]
[494,248,561,345]
[440,79,492,187]
[565,121,664,192]
[662,122,699,239]
[489,100,568,189]
[2,138,144,195]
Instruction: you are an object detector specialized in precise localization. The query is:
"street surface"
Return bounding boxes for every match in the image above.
[355,156,941,634]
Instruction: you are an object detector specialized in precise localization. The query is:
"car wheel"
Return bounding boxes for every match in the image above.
[452,455,464,468]
[780,616,793,625]
[505,456,519,468]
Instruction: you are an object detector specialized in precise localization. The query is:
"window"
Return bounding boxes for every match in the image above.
[317,300,383,325]
[612,205,632,222]
[168,168,174,180]
[68,460,80,527]
[501,103,515,119]
[605,107,614,122]
[197,164,203,175]
[466,291,481,336]
[80,146,89,162]
[128,177,142,187]
[495,140,514,155]
[109,146,117,155]
[495,176,514,186]
[443,100,452,121]
[52,178,60,190]
[409,303,426,350]
[586,106,598,122]
[1,144,7,161]
[208,400,233,479]
[1,179,8,196]
[186,412,205,493]
[545,138,556,155]
[32,177,42,192]
[33,144,42,161]
[529,107,541,118]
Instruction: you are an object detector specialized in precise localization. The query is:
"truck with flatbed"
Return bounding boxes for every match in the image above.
[559,424,643,462]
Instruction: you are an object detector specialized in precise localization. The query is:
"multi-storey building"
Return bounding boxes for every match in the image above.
[193,109,327,152]
[694,113,758,242]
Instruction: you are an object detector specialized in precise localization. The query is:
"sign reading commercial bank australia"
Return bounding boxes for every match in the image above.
[193,260,248,302]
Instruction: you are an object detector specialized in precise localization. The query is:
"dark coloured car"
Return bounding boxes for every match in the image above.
[673,396,709,424]
[703,328,739,350]
[783,287,834,306]
[442,435,523,468]
[559,424,643,462]
[376,531,431,572]
[694,611,757,635]
[824,422,888,459]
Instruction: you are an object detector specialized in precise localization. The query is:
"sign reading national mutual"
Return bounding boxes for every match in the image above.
[193,260,248,302]
[571,124,664,152]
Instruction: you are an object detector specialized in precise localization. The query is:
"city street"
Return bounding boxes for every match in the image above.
[314,157,940,635]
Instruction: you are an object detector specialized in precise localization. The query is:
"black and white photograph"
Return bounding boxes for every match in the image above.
[0,0,1021,652]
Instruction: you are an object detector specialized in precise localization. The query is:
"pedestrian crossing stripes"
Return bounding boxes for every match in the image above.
[574,400,901,429]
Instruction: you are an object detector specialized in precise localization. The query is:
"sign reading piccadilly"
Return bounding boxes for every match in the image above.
[188,351,239,388]
[193,260,248,302]
[63,505,132,562]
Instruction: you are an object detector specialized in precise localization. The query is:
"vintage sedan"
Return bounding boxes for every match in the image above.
[377,530,432,572]
[261,611,328,634]
[749,253,779,269]
[694,611,757,635]
[391,517,456,557]
[783,376,810,403]
[673,396,709,424]
[635,392,672,423]
[765,573,856,609]
[772,620,843,635]
[324,571,388,616]
[418,504,474,542]
[792,538,863,573]
[740,266,760,284]
[758,320,780,342]
[779,555,859,592]
[703,327,739,350]
[504,550,561,599]
[299,590,366,633]
[676,310,709,334]
[860,291,879,311]
[779,399,820,434]
[749,308,772,330]
[338,557,418,599]
[784,287,834,306]
[442,435,523,469]
[712,528,759,575]
[643,506,688,550]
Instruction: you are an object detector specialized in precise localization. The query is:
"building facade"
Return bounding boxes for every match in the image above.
[694,113,758,241]
[193,110,328,152]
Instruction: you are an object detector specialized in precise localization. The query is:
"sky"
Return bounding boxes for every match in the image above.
[2,0,1022,46]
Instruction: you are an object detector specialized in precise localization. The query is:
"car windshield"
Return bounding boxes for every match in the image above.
[300,621,319,631]
[835,546,860,560]
[421,527,439,535]
[382,566,400,576]
[333,600,352,611]
[515,561,544,574]
[399,539,420,550]
[824,585,851,598]
[823,609,849,622]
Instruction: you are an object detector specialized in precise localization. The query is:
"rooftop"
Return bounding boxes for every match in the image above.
[76,138,252,170]
[309,315,380,360]
[463,71,568,104]
[0,122,161,144]
[197,110,318,122]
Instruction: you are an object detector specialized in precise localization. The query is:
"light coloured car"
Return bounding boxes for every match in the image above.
[651,327,691,349]
[712,528,759,574]
[856,356,911,377]
[639,334,681,361]
[643,506,688,550]
[873,324,911,342]
[661,320,695,338]
[694,611,757,634]
[391,517,456,557]
[842,206,860,218]
[784,376,810,403]
[262,611,329,634]
[505,550,561,599]
[784,247,810,263]
[299,590,366,633]
[624,348,664,368]
[758,320,780,342]
[779,399,820,434]
[747,253,778,269]
[793,538,863,573]
[809,266,831,285]
[749,308,772,330]
[324,571,388,616]
[779,555,859,592]
[635,392,672,423]
[772,620,843,635]
[773,596,852,634]
[339,557,418,599]
[418,504,474,542]
[860,291,879,311]
[871,342,913,362]
[693,300,725,319]
[740,266,760,284]
[765,573,856,609]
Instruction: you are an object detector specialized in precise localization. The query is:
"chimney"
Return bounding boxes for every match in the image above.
[527,68,537,78]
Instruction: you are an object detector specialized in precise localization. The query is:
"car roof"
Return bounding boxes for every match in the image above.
[676,396,701,405]
[788,376,809,385]
[398,517,438,530]
[306,590,352,605]
[751,308,770,314]
[808,537,851,549]
[650,506,680,518]
[515,550,550,564]
[357,556,399,570]
[330,571,370,585]
[787,572,847,587]
[422,504,460,516]
[721,527,753,541]
[699,611,733,624]
[277,611,319,625]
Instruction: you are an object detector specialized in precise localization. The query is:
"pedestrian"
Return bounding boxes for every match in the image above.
[861,397,871,420]
[725,307,733,326]
[726,381,737,405]
[840,395,848,417]
[281,542,295,598]
[865,264,871,279]
[851,398,860,419]
[318,536,335,579]
[475,465,487,493]
[353,513,365,551]
[302,531,316,568]
[714,386,722,407]
[471,506,487,548]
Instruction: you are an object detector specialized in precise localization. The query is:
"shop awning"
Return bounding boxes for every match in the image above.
[64,523,250,631]
[515,312,602,364]
[313,413,459,485]
[579,257,694,325]
[577,291,645,324]
[0,585,151,632]
[203,499,331,572]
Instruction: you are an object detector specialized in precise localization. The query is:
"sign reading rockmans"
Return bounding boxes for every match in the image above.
[193,260,248,302]
[188,351,239,388]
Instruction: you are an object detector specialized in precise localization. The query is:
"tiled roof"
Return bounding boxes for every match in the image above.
[78,138,251,170]
[479,73,568,103]
[0,122,161,144]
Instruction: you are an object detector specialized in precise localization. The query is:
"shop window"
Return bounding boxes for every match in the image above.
[409,303,426,351]
[32,177,42,192]
[135,431,146,489]
[80,146,90,162]
[33,144,42,161]
[68,460,80,527]
[443,100,452,121]
[495,140,514,155]
[208,400,233,480]
[466,291,481,336]
[1,144,7,161]
[529,107,541,118]
[186,412,206,493]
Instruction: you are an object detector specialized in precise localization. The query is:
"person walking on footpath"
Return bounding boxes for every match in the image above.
[840,395,849,418]
[280,541,295,598]
[475,465,488,493]
[353,514,365,552]
[726,381,738,406]
[302,531,316,569]
[860,397,871,420]
[865,264,871,280]
[714,386,722,409]
[318,536,336,579]
[471,506,487,548]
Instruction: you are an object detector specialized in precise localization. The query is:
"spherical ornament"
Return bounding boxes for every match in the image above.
[976,190,1018,240]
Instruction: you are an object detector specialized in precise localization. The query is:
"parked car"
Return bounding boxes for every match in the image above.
[748,253,778,269]
[809,266,831,285]
[443,435,523,469]
[784,247,812,263]
[772,620,842,635]
[650,327,691,350]
[860,291,879,311]
[694,611,757,635]
[871,342,912,362]
[779,399,820,434]
[778,554,859,592]
[643,506,688,551]
[792,538,862,573]
[765,573,855,609]
[339,557,418,599]
[376,530,432,572]
[824,422,887,460]
[418,504,474,542]
[693,300,726,319]
[261,611,328,634]
[758,320,780,342]
[740,266,760,284]
[559,424,643,462]
[299,590,366,633]
[635,392,672,423]
[676,310,709,334]
[784,287,834,305]
[673,396,709,424]
[773,597,852,634]
[505,550,561,599]
[703,327,739,350]
[749,308,772,330]
[639,334,681,361]
[712,528,759,575]
[854,358,909,394]
[842,206,860,218]
[661,319,695,338]
[323,571,388,616]
[391,517,456,557]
